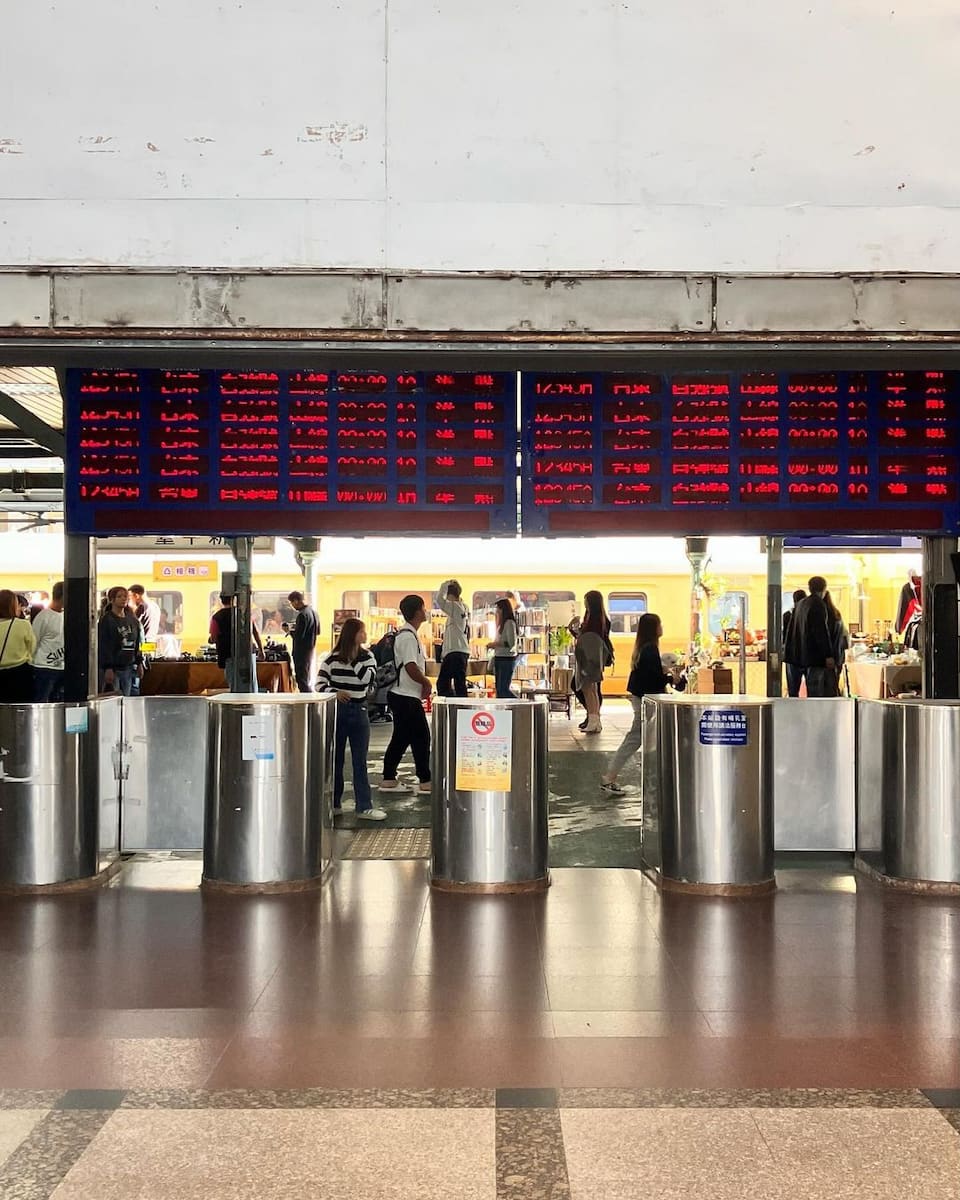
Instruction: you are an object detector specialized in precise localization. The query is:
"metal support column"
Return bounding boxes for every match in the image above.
[63,534,96,702]
[231,536,255,693]
[765,536,784,698]
[294,537,320,608]
[921,536,960,699]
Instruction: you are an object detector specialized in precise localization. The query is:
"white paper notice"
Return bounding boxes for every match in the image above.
[64,707,89,735]
[241,713,276,761]
[455,708,513,792]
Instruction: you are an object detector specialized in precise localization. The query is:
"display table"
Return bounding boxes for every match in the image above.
[142,661,293,696]
[848,660,922,699]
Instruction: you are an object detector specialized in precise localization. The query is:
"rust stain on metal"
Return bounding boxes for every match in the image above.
[298,123,367,145]
[185,136,215,144]
[79,135,118,153]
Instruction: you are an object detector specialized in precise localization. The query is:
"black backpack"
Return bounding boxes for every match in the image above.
[372,631,399,691]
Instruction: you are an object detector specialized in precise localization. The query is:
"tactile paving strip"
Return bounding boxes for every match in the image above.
[341,828,432,860]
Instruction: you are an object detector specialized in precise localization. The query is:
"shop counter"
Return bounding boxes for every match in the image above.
[141,661,293,696]
[847,660,921,699]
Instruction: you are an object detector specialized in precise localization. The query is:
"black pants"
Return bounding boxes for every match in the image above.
[437,652,468,698]
[785,663,805,698]
[293,651,314,693]
[383,693,431,782]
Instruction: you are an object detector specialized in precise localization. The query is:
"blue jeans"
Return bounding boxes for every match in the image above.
[225,655,258,692]
[494,656,516,698]
[102,665,137,696]
[334,700,372,812]
[33,668,65,702]
[785,663,806,698]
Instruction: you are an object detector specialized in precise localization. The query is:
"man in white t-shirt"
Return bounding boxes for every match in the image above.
[380,594,432,795]
[32,581,65,701]
[128,584,163,643]
[433,579,470,698]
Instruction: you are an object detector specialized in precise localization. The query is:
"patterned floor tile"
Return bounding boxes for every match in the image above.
[50,1108,496,1199]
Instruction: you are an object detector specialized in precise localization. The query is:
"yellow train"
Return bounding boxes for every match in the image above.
[0,531,917,695]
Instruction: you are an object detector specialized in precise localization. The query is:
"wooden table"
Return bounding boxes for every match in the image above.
[141,661,293,696]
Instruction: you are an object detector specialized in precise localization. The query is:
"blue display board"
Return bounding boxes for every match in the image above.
[520,369,960,536]
[65,369,517,537]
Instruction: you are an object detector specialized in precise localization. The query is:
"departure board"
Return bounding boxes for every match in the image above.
[521,370,960,535]
[65,369,517,536]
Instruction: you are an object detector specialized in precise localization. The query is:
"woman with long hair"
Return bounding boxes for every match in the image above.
[822,590,849,696]
[317,617,385,820]
[600,612,682,793]
[0,588,36,703]
[574,589,611,734]
[487,597,518,698]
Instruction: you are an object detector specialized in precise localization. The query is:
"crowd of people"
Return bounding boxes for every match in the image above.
[0,584,64,703]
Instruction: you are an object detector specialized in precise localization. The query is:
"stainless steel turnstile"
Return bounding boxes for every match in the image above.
[857,698,960,888]
[642,694,775,894]
[431,697,549,892]
[203,693,335,890]
[0,699,121,889]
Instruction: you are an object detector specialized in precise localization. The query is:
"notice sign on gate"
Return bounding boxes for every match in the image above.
[698,709,749,747]
[455,708,513,791]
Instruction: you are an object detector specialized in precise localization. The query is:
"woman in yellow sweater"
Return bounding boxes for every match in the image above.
[0,589,36,702]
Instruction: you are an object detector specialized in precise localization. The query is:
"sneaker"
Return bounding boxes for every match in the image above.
[358,808,388,821]
[599,780,626,796]
[417,782,432,794]
[379,779,400,790]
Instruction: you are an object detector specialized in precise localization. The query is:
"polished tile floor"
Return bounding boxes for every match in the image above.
[1,857,960,1195]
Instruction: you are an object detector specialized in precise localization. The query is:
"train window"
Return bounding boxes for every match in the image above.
[148,590,183,635]
[709,591,749,636]
[254,592,298,637]
[207,590,297,636]
[342,590,411,615]
[471,589,575,611]
[607,592,649,634]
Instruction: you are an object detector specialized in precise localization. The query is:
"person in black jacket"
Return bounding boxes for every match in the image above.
[783,576,837,697]
[600,612,682,794]
[97,586,143,695]
[287,590,319,692]
[782,588,807,697]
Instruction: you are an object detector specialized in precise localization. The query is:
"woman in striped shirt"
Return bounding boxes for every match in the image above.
[317,618,386,821]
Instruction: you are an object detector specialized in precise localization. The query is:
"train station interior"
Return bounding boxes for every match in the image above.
[0,358,957,1199]
[3,0,960,1189]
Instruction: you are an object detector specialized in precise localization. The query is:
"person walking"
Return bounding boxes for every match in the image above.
[783,576,838,698]
[600,613,682,793]
[574,590,612,734]
[98,586,143,696]
[0,589,36,702]
[32,581,65,701]
[487,597,518,698]
[782,588,807,697]
[317,617,385,821]
[287,590,319,692]
[433,579,470,698]
[380,594,432,795]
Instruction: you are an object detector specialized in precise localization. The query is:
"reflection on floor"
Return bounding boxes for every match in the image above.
[339,703,642,866]
[1,863,960,1196]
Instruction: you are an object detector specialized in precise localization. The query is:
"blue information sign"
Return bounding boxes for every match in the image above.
[698,709,749,747]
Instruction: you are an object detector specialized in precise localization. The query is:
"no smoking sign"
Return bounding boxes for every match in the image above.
[470,711,496,736]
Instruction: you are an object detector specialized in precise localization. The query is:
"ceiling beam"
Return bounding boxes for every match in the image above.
[0,388,64,457]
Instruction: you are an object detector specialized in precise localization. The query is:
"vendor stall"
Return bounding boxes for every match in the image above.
[141,661,293,696]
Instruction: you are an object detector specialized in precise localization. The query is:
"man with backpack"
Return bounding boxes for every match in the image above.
[380,594,432,795]
[433,579,470,698]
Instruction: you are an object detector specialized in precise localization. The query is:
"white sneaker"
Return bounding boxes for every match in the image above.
[379,779,400,790]
[417,782,432,794]
[358,808,387,821]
